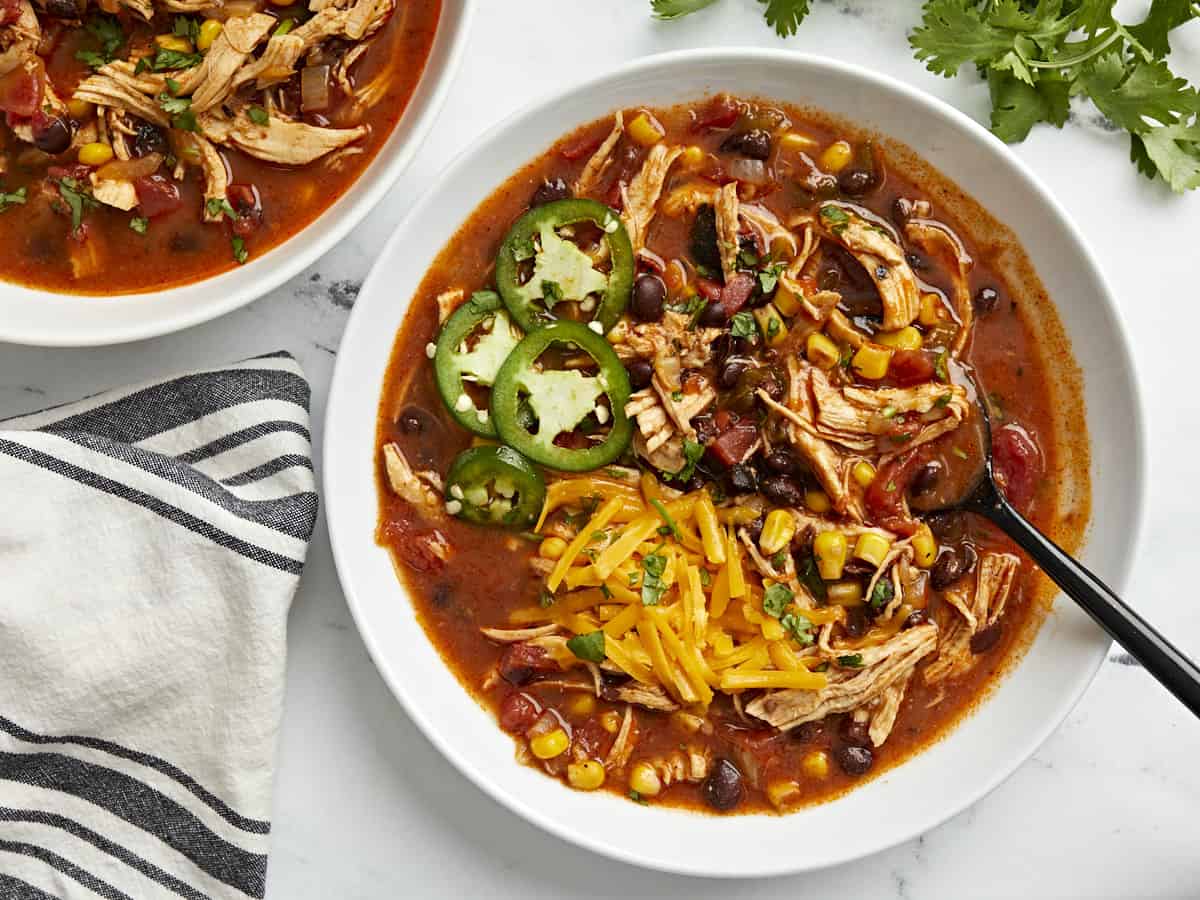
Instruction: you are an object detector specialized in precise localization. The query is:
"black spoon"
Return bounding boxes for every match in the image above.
[910,387,1200,716]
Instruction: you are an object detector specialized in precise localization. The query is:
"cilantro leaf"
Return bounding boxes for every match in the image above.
[231,236,249,264]
[672,438,705,483]
[729,311,757,339]
[566,630,607,664]
[758,0,811,37]
[649,0,718,19]
[837,653,865,668]
[129,216,149,234]
[55,178,98,234]
[1128,0,1197,58]
[247,106,270,126]
[869,578,895,611]
[0,185,27,213]
[75,15,125,68]
[641,550,668,606]
[1079,52,1198,136]
[988,68,1070,142]
[762,582,794,618]
[780,612,814,646]
[206,198,237,221]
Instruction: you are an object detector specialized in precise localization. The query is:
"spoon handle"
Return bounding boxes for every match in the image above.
[980,494,1200,717]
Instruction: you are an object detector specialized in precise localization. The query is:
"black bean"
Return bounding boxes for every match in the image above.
[719,129,771,160]
[834,745,874,776]
[838,168,875,196]
[698,301,729,328]
[625,359,653,391]
[761,474,803,507]
[840,716,871,747]
[793,525,815,560]
[718,357,751,389]
[728,464,757,494]
[701,758,745,811]
[970,622,1003,654]
[631,273,666,322]
[910,461,942,497]
[132,121,168,158]
[791,720,825,743]
[906,252,928,271]
[432,583,453,608]
[693,413,718,444]
[764,448,801,476]
[903,609,928,630]
[690,205,721,270]
[930,543,978,590]
[530,177,571,208]
[744,515,765,544]
[818,267,841,292]
[925,511,966,543]
[843,607,869,638]
[32,117,72,155]
[973,286,1000,315]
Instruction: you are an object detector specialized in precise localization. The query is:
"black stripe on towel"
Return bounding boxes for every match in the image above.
[0,717,268,836]
[0,752,266,898]
[0,874,61,900]
[221,454,314,487]
[54,431,317,541]
[0,440,303,576]
[0,838,131,900]
[39,367,310,446]
[0,808,209,900]
[176,421,312,465]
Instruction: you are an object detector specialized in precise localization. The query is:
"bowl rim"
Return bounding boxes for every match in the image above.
[0,0,475,348]
[324,46,1147,876]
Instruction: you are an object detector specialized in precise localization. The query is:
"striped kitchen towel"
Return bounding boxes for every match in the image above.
[0,352,318,900]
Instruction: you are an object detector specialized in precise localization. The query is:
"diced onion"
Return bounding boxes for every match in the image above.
[95,152,162,182]
[300,64,331,112]
[727,156,768,185]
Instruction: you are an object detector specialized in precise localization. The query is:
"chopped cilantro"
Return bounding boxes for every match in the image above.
[55,178,98,235]
[0,186,27,213]
[837,653,865,668]
[766,317,781,339]
[757,261,785,294]
[819,205,850,225]
[797,555,826,601]
[151,49,203,71]
[762,582,794,618]
[628,788,649,804]
[869,578,894,610]
[206,197,237,221]
[640,550,668,606]
[157,92,196,131]
[231,236,248,264]
[780,611,814,646]
[729,311,757,339]
[672,438,705,483]
[934,348,949,382]
[74,15,124,69]
[129,216,149,235]
[770,549,788,570]
[273,17,294,36]
[566,630,607,663]
[650,499,681,540]
[247,106,270,126]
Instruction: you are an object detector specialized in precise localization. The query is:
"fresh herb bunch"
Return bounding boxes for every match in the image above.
[650,0,1200,192]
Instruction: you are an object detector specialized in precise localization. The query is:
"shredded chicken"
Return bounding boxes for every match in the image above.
[89,175,138,211]
[906,217,974,357]
[180,13,274,113]
[602,681,679,712]
[574,111,623,197]
[714,181,740,282]
[746,624,938,730]
[604,705,637,771]
[926,553,1020,684]
[818,203,919,331]
[382,443,443,517]
[479,624,560,643]
[199,110,366,166]
[866,670,911,747]
[74,65,169,128]
[644,746,711,787]
[620,144,682,255]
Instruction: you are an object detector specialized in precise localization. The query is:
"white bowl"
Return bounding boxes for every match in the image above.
[324,49,1145,876]
[0,0,473,348]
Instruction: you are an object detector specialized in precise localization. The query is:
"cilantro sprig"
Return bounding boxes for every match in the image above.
[651,0,1200,192]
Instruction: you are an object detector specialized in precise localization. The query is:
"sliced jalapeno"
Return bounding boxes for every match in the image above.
[445,445,545,529]
[495,198,634,335]
[490,320,632,472]
[434,291,523,437]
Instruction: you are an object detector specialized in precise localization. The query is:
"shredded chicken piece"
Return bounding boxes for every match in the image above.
[604,705,637,771]
[382,442,443,517]
[199,110,366,165]
[818,203,919,331]
[178,13,274,113]
[925,553,1020,685]
[435,288,464,324]
[601,681,679,712]
[746,624,937,730]
[89,176,138,211]
[620,143,682,254]
[644,745,711,787]
[620,310,721,377]
[867,670,911,747]
[740,203,796,257]
[714,181,740,282]
[186,133,230,221]
[574,111,623,198]
[116,0,153,19]
[625,388,685,472]
[479,624,561,643]
[906,217,974,357]
[74,65,169,127]
[660,180,717,217]
[826,309,866,348]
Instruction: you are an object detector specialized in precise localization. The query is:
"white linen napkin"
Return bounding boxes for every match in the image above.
[0,352,318,900]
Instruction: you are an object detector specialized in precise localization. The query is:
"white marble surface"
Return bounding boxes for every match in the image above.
[3,1,1200,897]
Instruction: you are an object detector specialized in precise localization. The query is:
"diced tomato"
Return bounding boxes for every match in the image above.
[134,174,183,218]
[0,0,21,26]
[692,93,739,131]
[227,182,263,236]
[864,450,926,535]
[380,507,448,574]
[888,349,935,386]
[498,692,541,734]
[0,60,44,118]
[47,163,90,182]
[559,133,603,161]
[498,641,558,685]
[571,717,612,759]
[709,419,759,467]
[695,277,723,302]
[992,423,1041,511]
[719,272,756,315]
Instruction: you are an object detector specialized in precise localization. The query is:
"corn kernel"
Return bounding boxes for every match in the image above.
[919,292,946,327]
[539,536,567,560]
[827,580,864,606]
[804,490,831,514]
[155,34,193,53]
[801,750,830,779]
[766,778,803,811]
[66,98,94,120]
[628,111,666,147]
[819,140,853,174]
[717,502,767,525]
[772,286,803,317]
[758,509,796,556]
[852,460,876,488]
[806,331,840,369]
[629,762,662,797]
[854,532,891,568]
[852,343,893,380]
[530,728,569,760]
[813,531,847,581]
[681,145,704,168]
[197,18,223,51]
[752,303,788,347]
[780,131,818,152]
[567,693,596,717]
[599,711,621,734]
[566,759,606,791]
[671,711,705,734]
[77,142,114,166]
[912,523,938,568]
[760,618,785,641]
[874,326,923,351]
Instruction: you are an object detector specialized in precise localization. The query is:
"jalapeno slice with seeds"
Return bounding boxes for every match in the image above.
[444,445,545,528]
[490,320,632,472]
[495,198,634,335]
[433,290,523,437]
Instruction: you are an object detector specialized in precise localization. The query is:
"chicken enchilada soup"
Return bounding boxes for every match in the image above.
[0,0,439,293]
[376,95,1090,814]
